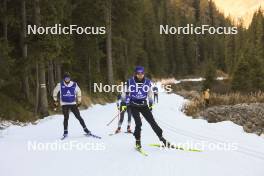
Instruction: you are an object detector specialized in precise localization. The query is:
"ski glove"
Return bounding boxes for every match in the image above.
[54,101,59,107]
[149,104,154,111]
[121,105,127,111]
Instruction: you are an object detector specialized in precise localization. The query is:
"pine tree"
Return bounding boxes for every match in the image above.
[203,60,216,90]
[231,57,251,92]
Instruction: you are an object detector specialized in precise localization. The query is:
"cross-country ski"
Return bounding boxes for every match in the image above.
[149,143,202,152]
[135,147,148,156]
[84,133,102,139]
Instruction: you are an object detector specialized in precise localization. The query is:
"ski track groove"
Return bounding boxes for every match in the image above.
[157,115,264,160]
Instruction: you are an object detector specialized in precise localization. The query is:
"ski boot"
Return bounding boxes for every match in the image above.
[136,139,142,149]
[115,127,121,134]
[84,128,91,135]
[61,130,68,139]
[159,136,171,148]
[127,125,132,133]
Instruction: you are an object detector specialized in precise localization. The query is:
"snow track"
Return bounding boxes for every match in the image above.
[1,84,264,176]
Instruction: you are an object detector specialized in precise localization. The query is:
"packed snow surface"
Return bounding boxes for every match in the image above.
[1,82,264,176]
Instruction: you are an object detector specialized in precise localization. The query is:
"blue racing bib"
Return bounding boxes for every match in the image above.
[60,81,76,103]
[128,78,151,101]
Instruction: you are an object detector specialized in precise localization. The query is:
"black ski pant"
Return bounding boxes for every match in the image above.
[131,105,163,140]
[118,106,132,128]
[62,105,87,133]
[154,93,158,103]
[205,99,210,107]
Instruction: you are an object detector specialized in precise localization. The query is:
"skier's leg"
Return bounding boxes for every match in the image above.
[115,109,124,133]
[154,94,158,103]
[141,107,170,146]
[62,105,70,134]
[141,106,163,138]
[204,99,209,107]
[118,110,125,128]
[127,106,132,126]
[126,106,132,132]
[70,105,89,133]
[131,106,142,140]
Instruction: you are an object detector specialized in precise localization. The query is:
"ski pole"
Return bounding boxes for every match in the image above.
[106,110,124,126]
[106,111,121,126]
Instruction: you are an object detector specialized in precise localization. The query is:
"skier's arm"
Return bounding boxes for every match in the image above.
[148,89,154,104]
[120,80,130,106]
[118,91,128,111]
[116,94,121,107]
[124,80,130,104]
[53,83,61,102]
[148,85,154,111]
[76,83,82,103]
[121,90,130,104]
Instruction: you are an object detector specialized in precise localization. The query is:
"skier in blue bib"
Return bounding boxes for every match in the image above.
[153,83,159,103]
[53,72,90,138]
[123,66,170,149]
[115,93,132,134]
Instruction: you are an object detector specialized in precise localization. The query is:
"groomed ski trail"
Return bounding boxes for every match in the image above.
[1,83,264,176]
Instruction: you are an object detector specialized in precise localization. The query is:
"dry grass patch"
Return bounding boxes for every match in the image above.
[184,91,264,116]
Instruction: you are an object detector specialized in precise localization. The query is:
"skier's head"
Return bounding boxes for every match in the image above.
[63,72,71,84]
[134,66,145,80]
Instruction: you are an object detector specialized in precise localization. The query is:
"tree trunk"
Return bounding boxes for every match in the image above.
[3,0,8,41]
[48,60,55,96]
[88,57,91,94]
[106,0,114,84]
[208,0,215,26]
[193,0,201,65]
[55,59,62,83]
[124,41,129,79]
[34,0,49,117]
[34,61,39,115]
[39,59,49,116]
[95,38,101,74]
[21,0,30,102]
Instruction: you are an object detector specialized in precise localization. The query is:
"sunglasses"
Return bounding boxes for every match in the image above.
[136,72,144,75]
[64,77,71,82]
